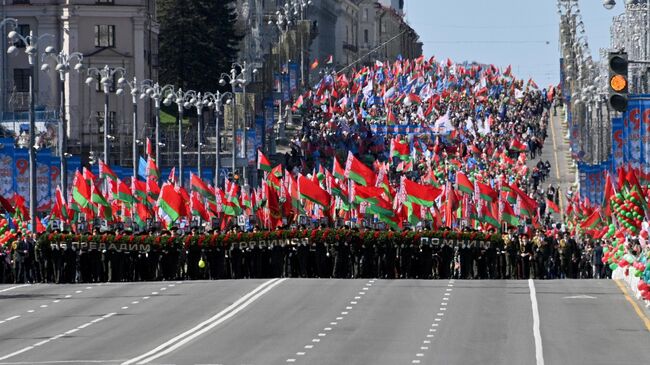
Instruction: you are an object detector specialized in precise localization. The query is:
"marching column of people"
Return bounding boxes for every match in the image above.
[0,229,610,284]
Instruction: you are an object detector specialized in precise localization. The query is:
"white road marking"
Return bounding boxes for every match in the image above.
[132,301,139,304]
[354,296,361,299]
[446,288,453,292]
[317,333,326,337]
[75,291,82,294]
[350,301,357,304]
[412,360,421,364]
[362,287,369,291]
[169,284,175,287]
[437,313,444,316]
[160,288,167,291]
[296,352,305,356]
[336,317,343,320]
[324,327,332,331]
[443,297,449,301]
[85,287,92,290]
[359,292,365,295]
[426,334,434,338]
[0,284,29,293]
[423,340,430,344]
[444,293,450,296]
[33,340,50,347]
[0,347,33,361]
[151,292,158,295]
[304,345,313,349]
[311,339,320,343]
[123,279,285,365]
[26,310,34,313]
[341,311,348,315]
[416,353,424,357]
[64,295,72,298]
[440,308,447,311]
[78,323,92,329]
[421,347,428,350]
[0,361,129,364]
[90,318,104,323]
[434,318,442,322]
[429,329,436,332]
[142,296,150,300]
[441,302,448,306]
[330,322,337,325]
[122,307,129,310]
[286,359,295,363]
[53,300,60,303]
[528,279,545,365]
[5,316,19,321]
[345,306,352,310]
[64,328,79,335]
[40,305,48,308]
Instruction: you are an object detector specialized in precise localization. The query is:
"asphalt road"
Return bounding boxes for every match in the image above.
[0,279,648,365]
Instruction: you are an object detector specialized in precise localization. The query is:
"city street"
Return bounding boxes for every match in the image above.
[0,279,647,365]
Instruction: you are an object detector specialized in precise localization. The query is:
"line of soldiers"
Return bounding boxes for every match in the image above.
[0,229,609,283]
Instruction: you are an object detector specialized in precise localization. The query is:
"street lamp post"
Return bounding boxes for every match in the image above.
[41,48,83,195]
[204,91,232,188]
[85,65,126,165]
[143,82,174,164]
[221,62,257,188]
[7,24,53,228]
[163,88,194,187]
[118,77,153,179]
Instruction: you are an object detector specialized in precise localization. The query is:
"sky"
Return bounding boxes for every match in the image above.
[404,0,623,88]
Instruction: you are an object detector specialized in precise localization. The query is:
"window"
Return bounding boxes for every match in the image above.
[364,9,369,21]
[96,0,114,3]
[13,68,31,92]
[96,111,116,133]
[13,24,29,48]
[94,25,115,47]
[13,0,30,4]
[95,73,118,92]
[364,29,369,44]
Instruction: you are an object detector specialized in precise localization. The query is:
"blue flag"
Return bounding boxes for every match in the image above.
[137,156,147,180]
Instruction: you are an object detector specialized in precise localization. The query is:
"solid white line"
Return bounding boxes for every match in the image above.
[0,360,124,365]
[123,279,284,365]
[0,285,29,293]
[5,316,19,321]
[0,347,33,361]
[528,279,545,365]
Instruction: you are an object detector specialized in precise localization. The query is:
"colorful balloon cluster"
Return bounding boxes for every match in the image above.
[610,191,645,234]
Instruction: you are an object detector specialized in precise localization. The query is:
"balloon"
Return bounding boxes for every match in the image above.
[603,247,609,253]
[198,259,206,269]
[610,263,619,271]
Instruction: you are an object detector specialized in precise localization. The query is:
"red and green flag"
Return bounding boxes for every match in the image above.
[402,177,442,208]
[580,209,603,230]
[257,150,272,173]
[510,139,527,152]
[502,200,519,227]
[547,199,560,215]
[114,179,134,204]
[157,182,183,224]
[333,158,346,181]
[345,151,376,187]
[190,173,214,202]
[299,174,331,208]
[477,181,498,203]
[390,137,410,161]
[147,157,160,181]
[99,160,118,182]
[72,171,91,208]
[456,171,474,195]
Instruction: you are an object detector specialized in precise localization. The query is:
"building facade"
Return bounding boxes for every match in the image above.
[1,0,158,166]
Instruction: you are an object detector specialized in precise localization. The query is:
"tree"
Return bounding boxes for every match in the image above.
[157,0,241,92]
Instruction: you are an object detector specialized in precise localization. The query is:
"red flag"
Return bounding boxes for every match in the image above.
[146,137,153,157]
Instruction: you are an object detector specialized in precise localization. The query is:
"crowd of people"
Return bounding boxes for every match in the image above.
[4,56,625,286]
[0,228,613,284]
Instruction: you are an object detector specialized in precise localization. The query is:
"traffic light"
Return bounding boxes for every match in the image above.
[608,51,629,113]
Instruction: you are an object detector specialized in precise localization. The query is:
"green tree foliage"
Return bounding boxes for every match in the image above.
[158,0,241,91]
